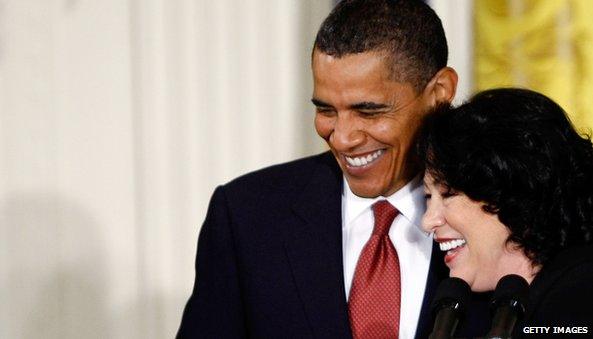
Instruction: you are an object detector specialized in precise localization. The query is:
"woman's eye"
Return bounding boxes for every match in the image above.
[424,193,431,200]
[442,189,458,198]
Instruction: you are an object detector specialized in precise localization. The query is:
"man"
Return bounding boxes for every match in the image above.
[178,1,486,338]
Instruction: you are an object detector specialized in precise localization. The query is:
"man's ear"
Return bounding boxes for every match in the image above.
[424,67,458,106]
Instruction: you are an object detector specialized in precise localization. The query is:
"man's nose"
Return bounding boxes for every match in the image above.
[421,201,445,233]
[330,113,364,151]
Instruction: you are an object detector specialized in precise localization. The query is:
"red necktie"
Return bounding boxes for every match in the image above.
[348,200,401,339]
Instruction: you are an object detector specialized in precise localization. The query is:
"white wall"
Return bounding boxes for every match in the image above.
[0,1,332,338]
[0,1,475,337]
[430,0,474,104]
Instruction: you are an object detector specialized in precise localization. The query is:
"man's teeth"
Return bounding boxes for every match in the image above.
[439,239,466,251]
[345,150,383,167]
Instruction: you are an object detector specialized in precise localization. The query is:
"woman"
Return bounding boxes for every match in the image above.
[417,88,593,333]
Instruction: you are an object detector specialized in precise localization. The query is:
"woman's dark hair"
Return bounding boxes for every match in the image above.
[417,88,593,267]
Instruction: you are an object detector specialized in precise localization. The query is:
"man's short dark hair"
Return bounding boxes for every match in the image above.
[417,88,593,267]
[314,0,448,92]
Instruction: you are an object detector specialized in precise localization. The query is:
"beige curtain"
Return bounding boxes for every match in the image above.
[0,1,331,338]
[475,0,593,133]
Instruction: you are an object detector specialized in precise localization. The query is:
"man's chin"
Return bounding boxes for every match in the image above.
[348,184,384,198]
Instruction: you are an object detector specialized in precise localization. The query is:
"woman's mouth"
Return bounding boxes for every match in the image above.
[438,238,467,264]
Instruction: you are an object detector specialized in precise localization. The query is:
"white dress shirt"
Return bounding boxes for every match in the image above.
[342,175,434,339]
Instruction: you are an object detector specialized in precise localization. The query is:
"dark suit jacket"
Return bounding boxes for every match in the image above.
[514,245,593,338]
[177,152,490,338]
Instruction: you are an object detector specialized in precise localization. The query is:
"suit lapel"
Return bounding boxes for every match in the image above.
[281,153,453,338]
[415,241,448,339]
[282,153,352,338]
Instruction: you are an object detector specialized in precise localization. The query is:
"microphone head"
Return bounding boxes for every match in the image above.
[431,277,471,316]
[491,274,530,314]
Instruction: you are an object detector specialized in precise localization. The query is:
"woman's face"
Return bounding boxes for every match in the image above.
[422,172,530,291]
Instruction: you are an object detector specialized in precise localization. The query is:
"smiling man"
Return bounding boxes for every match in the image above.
[312,50,451,198]
[177,1,482,338]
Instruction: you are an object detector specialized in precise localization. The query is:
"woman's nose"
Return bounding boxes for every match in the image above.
[421,201,445,233]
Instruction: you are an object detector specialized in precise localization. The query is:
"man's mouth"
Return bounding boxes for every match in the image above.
[437,238,467,264]
[344,149,384,168]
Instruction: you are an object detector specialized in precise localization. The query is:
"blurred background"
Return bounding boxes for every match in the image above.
[1,0,592,338]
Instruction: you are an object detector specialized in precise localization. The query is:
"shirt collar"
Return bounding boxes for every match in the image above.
[343,174,428,235]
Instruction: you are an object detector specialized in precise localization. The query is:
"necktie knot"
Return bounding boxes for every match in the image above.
[372,200,398,237]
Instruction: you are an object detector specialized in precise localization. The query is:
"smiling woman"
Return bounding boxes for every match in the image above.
[416,88,593,333]
[422,172,533,292]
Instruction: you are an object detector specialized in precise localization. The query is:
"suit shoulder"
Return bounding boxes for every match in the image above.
[223,151,337,193]
[526,245,593,325]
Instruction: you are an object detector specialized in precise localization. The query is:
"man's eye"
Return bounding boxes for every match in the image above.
[424,193,432,200]
[359,111,381,117]
[316,108,335,116]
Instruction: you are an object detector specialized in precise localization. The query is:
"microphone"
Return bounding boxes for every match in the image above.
[486,274,529,339]
[429,277,471,339]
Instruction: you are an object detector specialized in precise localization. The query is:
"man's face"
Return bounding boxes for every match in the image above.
[312,50,434,198]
